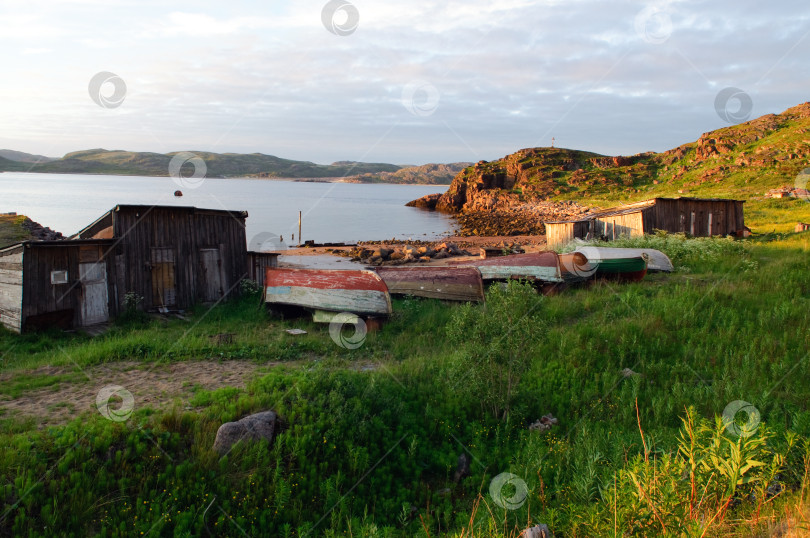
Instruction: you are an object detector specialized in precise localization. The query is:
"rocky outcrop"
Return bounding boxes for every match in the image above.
[21,218,63,241]
[406,193,442,210]
[406,101,810,238]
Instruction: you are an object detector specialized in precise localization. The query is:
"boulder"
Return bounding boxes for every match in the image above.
[521,524,552,538]
[371,248,392,260]
[405,193,442,210]
[389,250,405,261]
[213,410,278,455]
[418,256,431,263]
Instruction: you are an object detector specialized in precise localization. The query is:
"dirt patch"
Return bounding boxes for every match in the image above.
[0,360,271,427]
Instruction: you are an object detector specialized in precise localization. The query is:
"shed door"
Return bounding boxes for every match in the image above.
[79,262,109,325]
[151,248,176,308]
[199,248,223,302]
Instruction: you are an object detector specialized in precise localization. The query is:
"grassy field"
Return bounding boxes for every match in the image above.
[2,232,810,536]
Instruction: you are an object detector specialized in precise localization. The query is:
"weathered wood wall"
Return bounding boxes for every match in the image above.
[592,212,645,240]
[20,241,116,331]
[650,199,745,236]
[546,198,745,249]
[545,222,575,250]
[0,246,24,332]
[247,252,279,289]
[111,206,248,311]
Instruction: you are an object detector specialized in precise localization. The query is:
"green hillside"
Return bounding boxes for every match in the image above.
[0,150,57,163]
[0,148,402,179]
[437,102,810,233]
[352,162,472,184]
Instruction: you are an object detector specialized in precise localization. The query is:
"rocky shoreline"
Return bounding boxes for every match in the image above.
[21,217,64,241]
[407,190,595,236]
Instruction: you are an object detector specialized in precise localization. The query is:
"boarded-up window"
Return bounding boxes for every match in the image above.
[151,248,176,307]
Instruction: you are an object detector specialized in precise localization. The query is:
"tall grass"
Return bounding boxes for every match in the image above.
[1,233,810,536]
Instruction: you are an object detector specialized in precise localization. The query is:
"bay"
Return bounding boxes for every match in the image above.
[0,172,452,245]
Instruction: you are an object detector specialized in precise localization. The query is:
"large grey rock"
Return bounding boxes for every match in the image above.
[213,410,278,455]
[521,524,552,538]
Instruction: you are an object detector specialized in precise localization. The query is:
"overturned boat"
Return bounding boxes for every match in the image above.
[453,251,564,283]
[374,266,485,302]
[569,246,648,282]
[264,268,392,321]
[574,246,673,273]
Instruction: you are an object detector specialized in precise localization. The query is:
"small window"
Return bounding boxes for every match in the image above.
[50,270,68,285]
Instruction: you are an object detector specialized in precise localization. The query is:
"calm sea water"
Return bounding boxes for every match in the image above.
[0,173,451,245]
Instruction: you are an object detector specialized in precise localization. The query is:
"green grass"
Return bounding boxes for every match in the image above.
[0,214,32,248]
[2,233,810,536]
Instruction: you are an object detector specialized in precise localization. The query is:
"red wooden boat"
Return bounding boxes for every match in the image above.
[264,267,392,317]
[374,266,485,302]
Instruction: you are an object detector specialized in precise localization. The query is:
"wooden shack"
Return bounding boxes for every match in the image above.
[73,204,251,311]
[0,239,115,332]
[1,205,256,333]
[545,197,745,249]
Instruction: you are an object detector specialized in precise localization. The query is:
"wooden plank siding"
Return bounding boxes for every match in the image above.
[16,240,116,331]
[649,199,745,236]
[247,252,279,289]
[545,222,575,251]
[0,245,24,332]
[109,206,249,311]
[4,205,249,332]
[591,212,645,240]
[545,198,745,249]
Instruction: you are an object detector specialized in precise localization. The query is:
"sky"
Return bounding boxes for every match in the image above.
[0,0,808,165]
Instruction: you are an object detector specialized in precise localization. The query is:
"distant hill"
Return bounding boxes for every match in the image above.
[350,162,473,185]
[0,148,405,179]
[434,102,810,213]
[0,156,27,171]
[0,150,57,164]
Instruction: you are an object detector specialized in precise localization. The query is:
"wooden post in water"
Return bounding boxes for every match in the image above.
[298,211,302,247]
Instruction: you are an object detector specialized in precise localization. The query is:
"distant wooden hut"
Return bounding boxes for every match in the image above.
[545,197,745,249]
[0,204,277,333]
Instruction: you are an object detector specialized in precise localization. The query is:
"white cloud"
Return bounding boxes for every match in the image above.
[0,0,809,163]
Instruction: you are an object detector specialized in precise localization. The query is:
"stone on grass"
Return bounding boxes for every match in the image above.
[213,410,279,455]
[521,524,552,538]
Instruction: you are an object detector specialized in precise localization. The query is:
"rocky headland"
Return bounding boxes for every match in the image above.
[408,102,810,236]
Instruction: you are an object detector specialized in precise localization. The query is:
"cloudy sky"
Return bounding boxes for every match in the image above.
[1,0,808,165]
